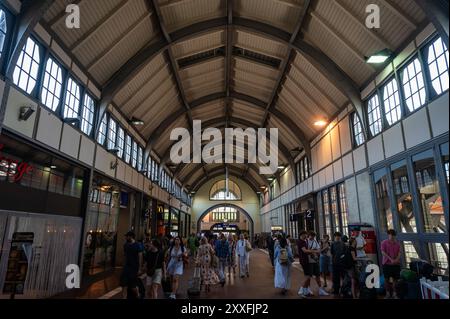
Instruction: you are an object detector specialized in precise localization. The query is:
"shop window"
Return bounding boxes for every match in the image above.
[401,57,426,112]
[107,118,117,151]
[330,187,339,233]
[137,146,143,171]
[391,160,417,233]
[124,135,132,163]
[81,94,95,136]
[403,241,420,265]
[63,77,81,120]
[426,37,449,96]
[367,93,382,137]
[0,9,6,57]
[97,115,107,145]
[41,57,63,111]
[13,37,41,94]
[428,242,449,275]
[338,183,349,236]
[322,190,332,236]
[116,127,125,158]
[413,150,446,233]
[382,78,402,126]
[131,140,138,168]
[351,112,365,147]
[374,169,394,233]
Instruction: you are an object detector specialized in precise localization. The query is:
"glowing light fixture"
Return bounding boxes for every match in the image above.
[129,117,145,126]
[366,48,391,64]
[314,120,328,127]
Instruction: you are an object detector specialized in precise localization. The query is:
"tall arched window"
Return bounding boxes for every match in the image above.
[210,180,242,200]
[0,9,7,57]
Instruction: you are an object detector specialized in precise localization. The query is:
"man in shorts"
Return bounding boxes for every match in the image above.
[120,231,144,299]
[298,231,329,297]
[381,229,401,299]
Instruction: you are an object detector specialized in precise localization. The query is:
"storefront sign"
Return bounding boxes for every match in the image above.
[2,232,34,297]
[0,144,33,182]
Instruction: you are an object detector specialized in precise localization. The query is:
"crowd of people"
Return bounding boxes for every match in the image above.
[267,229,402,299]
[119,228,403,299]
[119,231,254,299]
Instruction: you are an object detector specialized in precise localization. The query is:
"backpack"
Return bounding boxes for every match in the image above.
[339,246,354,270]
[279,248,289,265]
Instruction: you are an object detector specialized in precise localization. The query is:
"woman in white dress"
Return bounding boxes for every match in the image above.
[166,237,187,299]
[274,237,294,295]
[236,234,250,278]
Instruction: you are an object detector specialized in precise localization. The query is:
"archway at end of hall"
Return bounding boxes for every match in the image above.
[197,204,254,238]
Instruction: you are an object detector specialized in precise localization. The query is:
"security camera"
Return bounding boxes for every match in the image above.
[19,106,35,121]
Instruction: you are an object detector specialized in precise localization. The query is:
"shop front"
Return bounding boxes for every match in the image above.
[285,194,316,239]
[0,132,87,298]
[82,174,141,277]
[371,140,449,273]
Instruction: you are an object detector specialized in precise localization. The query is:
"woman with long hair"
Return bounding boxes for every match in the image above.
[145,239,165,299]
[166,236,187,299]
[197,236,219,294]
[274,237,294,295]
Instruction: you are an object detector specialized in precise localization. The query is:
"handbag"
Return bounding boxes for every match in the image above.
[182,253,189,268]
[161,277,172,293]
[211,255,219,268]
[308,240,319,263]
[245,240,252,252]
[146,251,159,277]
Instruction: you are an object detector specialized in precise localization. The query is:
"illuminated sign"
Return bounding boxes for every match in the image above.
[0,144,33,182]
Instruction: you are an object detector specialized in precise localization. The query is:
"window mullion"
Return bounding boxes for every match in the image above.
[418,43,436,100]
[394,65,408,121]
[37,47,49,104]
[77,85,85,130]
[377,86,389,131]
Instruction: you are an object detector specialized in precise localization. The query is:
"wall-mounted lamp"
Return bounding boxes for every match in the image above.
[64,117,81,125]
[129,117,145,126]
[110,159,118,170]
[19,106,35,121]
[108,148,120,154]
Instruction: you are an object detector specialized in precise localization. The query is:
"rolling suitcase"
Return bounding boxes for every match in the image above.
[187,267,201,297]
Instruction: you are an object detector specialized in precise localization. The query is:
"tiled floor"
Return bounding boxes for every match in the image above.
[56,249,336,299]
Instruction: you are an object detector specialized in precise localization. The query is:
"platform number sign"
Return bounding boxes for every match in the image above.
[305,209,314,219]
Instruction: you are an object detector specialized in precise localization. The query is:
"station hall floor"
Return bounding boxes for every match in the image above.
[58,249,335,300]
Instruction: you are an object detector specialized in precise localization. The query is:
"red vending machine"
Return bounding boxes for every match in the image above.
[348,223,379,265]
